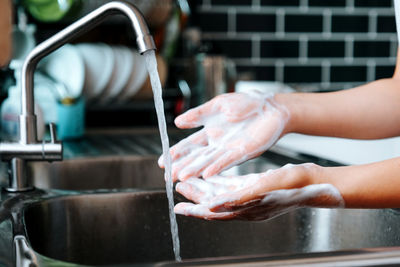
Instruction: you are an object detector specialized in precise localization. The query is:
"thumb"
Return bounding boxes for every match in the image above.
[175,100,215,128]
[158,154,165,168]
[208,187,265,212]
[174,202,236,220]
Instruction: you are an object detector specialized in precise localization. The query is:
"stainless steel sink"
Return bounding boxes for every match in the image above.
[29,156,279,191]
[8,132,399,266]
[28,130,338,192]
[30,156,165,190]
[23,190,400,266]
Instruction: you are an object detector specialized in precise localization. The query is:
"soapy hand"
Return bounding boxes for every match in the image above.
[174,164,345,221]
[159,91,290,181]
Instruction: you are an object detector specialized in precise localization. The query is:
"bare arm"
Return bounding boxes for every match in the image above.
[318,157,400,208]
[162,50,400,181]
[174,157,400,220]
[276,49,400,139]
[172,51,400,219]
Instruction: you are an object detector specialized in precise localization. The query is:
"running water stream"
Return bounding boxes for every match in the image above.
[143,50,181,261]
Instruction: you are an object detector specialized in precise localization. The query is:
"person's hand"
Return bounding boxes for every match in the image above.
[174,163,345,221]
[159,91,290,181]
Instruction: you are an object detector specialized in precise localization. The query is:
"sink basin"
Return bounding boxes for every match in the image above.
[30,156,166,190]
[29,155,279,191]
[23,190,400,266]
[1,130,395,266]
[28,129,340,191]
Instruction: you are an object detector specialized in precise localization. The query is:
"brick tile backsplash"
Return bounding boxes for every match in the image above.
[197,13,228,32]
[236,14,276,32]
[285,66,322,83]
[376,66,395,79]
[308,41,345,58]
[186,0,397,91]
[260,0,300,6]
[236,66,276,80]
[210,0,252,6]
[203,39,252,58]
[286,15,323,33]
[331,66,367,82]
[260,41,299,58]
[308,0,346,7]
[377,16,397,33]
[354,41,391,57]
[332,16,369,33]
[354,0,392,7]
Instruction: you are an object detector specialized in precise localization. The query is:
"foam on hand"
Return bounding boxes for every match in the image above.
[174,164,345,221]
[164,91,290,182]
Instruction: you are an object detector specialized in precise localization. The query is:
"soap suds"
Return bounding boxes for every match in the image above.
[260,184,345,208]
[175,164,345,221]
[165,91,290,181]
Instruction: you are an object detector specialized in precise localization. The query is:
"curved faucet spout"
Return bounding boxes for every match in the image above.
[1,1,155,192]
[20,1,156,144]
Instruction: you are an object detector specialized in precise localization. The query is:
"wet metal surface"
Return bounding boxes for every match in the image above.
[29,129,339,191]
[23,191,400,266]
[0,129,399,266]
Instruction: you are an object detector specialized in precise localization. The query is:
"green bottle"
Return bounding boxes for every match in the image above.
[24,0,82,22]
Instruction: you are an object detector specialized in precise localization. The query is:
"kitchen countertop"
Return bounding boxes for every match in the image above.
[277,133,400,165]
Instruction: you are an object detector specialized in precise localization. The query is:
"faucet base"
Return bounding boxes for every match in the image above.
[5,158,34,192]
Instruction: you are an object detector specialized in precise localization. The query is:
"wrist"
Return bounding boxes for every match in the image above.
[266,163,320,190]
[292,163,321,187]
[273,92,306,135]
[285,163,344,207]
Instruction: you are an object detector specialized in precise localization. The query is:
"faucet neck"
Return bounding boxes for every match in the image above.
[19,1,155,144]
[2,1,156,192]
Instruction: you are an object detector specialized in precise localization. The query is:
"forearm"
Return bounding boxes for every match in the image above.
[313,158,400,208]
[275,78,400,139]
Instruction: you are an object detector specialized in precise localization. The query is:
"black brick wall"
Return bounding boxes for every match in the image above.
[184,0,397,91]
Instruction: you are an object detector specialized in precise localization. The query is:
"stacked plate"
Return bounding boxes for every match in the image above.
[76,43,149,104]
[40,44,85,100]
[39,43,150,105]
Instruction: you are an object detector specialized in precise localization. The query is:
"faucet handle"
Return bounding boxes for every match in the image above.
[49,123,58,143]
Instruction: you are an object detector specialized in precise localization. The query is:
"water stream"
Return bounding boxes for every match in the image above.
[143,50,181,261]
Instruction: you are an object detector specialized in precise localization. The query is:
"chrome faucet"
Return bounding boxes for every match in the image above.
[0,1,156,192]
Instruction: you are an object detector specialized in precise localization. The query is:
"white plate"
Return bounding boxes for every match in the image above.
[40,44,85,99]
[76,43,114,101]
[97,46,133,104]
[116,50,148,103]
[34,72,58,123]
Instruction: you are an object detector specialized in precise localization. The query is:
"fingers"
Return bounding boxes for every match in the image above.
[174,164,311,221]
[177,148,225,181]
[206,168,295,212]
[176,178,214,204]
[208,185,267,212]
[175,100,215,129]
[174,202,236,220]
[202,150,240,178]
[171,149,203,181]
[176,175,234,202]
[174,172,280,221]
[158,130,207,168]
[158,155,165,168]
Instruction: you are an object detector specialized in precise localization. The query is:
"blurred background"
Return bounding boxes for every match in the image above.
[0,0,397,134]
[185,0,396,90]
